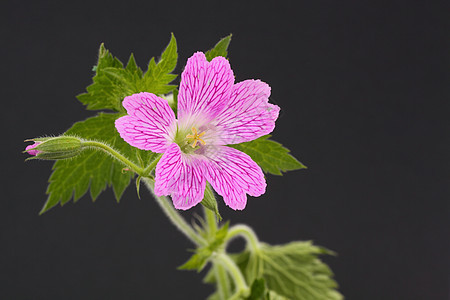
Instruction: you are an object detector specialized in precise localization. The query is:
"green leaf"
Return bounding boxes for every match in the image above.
[41,113,158,214]
[231,135,306,175]
[125,53,143,77]
[246,278,267,300]
[178,251,210,272]
[42,35,178,213]
[231,250,263,288]
[232,241,342,300]
[179,222,229,272]
[266,290,289,300]
[77,34,178,112]
[142,33,178,94]
[77,43,128,111]
[205,34,232,62]
[259,241,342,300]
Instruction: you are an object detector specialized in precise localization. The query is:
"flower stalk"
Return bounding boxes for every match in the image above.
[226,224,261,252]
[214,252,250,299]
[82,140,145,174]
[143,178,207,247]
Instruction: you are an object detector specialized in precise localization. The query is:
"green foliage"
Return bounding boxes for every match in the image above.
[27,32,343,300]
[41,35,177,213]
[42,113,158,213]
[142,33,178,94]
[77,33,177,112]
[266,290,290,300]
[246,278,267,300]
[231,135,306,175]
[179,222,229,272]
[40,34,305,214]
[77,43,126,111]
[234,241,342,300]
[205,34,232,62]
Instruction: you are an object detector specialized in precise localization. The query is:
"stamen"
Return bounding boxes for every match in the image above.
[186,127,206,148]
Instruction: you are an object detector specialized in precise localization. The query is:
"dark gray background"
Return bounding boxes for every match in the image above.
[2,1,448,299]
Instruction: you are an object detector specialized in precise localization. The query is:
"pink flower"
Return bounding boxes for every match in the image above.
[115,52,280,210]
[25,142,42,156]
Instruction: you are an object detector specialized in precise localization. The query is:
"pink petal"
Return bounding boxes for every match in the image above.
[213,80,280,145]
[204,146,266,210]
[154,143,206,210]
[115,92,176,153]
[177,52,235,128]
[25,142,42,156]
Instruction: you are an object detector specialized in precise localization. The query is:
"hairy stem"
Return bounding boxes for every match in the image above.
[143,178,207,247]
[226,224,261,252]
[214,264,231,300]
[215,252,250,299]
[142,153,162,176]
[82,140,144,175]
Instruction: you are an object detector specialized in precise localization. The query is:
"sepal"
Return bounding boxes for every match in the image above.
[201,184,222,221]
[24,136,82,160]
[179,222,229,272]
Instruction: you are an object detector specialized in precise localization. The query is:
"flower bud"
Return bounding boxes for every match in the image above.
[25,141,42,156]
[24,136,83,160]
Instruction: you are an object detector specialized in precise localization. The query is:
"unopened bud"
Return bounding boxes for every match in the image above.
[25,141,42,156]
[24,136,83,160]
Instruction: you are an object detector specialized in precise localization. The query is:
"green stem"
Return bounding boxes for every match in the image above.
[81,140,253,297]
[143,178,207,247]
[142,153,162,176]
[214,264,231,300]
[82,140,144,175]
[215,252,250,299]
[226,224,260,252]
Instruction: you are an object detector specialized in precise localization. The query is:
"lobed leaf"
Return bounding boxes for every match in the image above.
[231,135,306,176]
[42,35,177,212]
[259,242,342,300]
[42,113,158,214]
[142,33,178,94]
[231,241,342,299]
[77,43,127,111]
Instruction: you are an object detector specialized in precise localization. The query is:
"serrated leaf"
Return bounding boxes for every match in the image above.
[125,53,143,77]
[42,36,177,213]
[231,135,306,175]
[259,241,342,300]
[41,113,158,213]
[205,34,232,61]
[77,34,178,113]
[232,242,341,300]
[77,44,128,111]
[142,33,178,94]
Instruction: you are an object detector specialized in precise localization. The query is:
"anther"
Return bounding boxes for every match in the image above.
[186,127,206,148]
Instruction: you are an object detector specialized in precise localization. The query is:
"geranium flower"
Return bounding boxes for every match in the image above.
[115,52,280,210]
